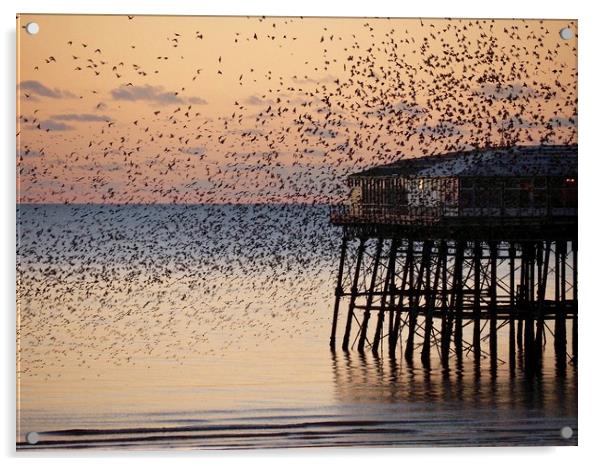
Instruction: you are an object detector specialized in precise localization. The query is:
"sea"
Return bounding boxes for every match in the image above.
[16,204,577,449]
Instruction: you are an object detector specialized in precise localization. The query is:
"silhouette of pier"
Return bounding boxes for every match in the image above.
[329,145,577,370]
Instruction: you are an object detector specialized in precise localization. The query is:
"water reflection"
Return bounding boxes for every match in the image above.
[330,349,577,417]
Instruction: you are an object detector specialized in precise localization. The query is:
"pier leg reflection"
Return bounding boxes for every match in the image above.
[330,344,576,445]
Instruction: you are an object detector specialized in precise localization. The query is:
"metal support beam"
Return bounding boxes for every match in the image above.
[342,238,366,351]
[421,240,444,365]
[330,237,348,349]
[372,239,398,355]
[405,241,431,362]
[472,242,482,362]
[358,238,384,352]
[509,242,516,372]
[390,241,412,356]
[489,241,498,370]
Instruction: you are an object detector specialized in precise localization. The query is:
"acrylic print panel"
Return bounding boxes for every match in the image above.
[16,14,577,450]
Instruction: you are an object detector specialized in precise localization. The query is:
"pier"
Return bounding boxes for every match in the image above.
[329,145,577,369]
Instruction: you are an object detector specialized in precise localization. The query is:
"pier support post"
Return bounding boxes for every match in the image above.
[554,241,566,365]
[524,242,536,368]
[372,239,398,355]
[421,240,444,366]
[517,246,525,353]
[489,241,498,370]
[330,236,348,349]
[390,240,412,356]
[453,241,466,362]
[405,241,431,362]
[358,238,384,353]
[439,241,451,366]
[572,240,578,362]
[509,242,516,372]
[535,241,551,362]
[472,242,482,363]
[342,238,366,351]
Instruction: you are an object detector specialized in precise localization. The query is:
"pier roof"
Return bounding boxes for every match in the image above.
[350,144,577,178]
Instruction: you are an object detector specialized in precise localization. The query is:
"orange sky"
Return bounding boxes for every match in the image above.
[16,15,577,204]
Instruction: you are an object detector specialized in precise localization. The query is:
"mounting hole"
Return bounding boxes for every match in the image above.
[25,22,39,35]
[559,27,573,40]
[26,431,40,444]
[560,426,573,439]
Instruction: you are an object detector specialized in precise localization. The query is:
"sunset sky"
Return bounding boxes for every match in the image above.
[16,15,577,204]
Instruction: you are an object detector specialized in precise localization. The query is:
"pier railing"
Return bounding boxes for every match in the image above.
[330,203,578,227]
[330,204,443,226]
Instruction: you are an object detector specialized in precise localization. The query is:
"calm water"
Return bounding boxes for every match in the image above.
[16,204,577,449]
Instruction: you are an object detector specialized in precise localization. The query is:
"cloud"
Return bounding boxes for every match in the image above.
[227,128,264,137]
[303,126,338,139]
[501,116,539,129]
[291,74,337,85]
[188,97,208,105]
[472,83,538,101]
[417,121,464,137]
[365,100,426,118]
[111,84,207,105]
[179,146,206,156]
[19,80,76,99]
[243,95,274,106]
[302,147,326,156]
[500,115,577,130]
[51,113,112,122]
[547,116,578,128]
[36,120,74,131]
[178,179,213,190]
[111,84,179,103]
[17,148,42,158]
[392,101,426,115]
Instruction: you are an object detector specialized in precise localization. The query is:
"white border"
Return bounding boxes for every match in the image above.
[3,1,601,464]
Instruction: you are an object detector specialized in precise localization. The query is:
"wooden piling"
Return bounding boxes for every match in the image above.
[517,246,525,352]
[572,240,578,362]
[390,240,412,355]
[439,241,451,366]
[554,241,565,353]
[372,239,398,355]
[330,237,348,349]
[524,242,536,367]
[421,241,444,365]
[358,238,384,352]
[489,241,498,368]
[342,238,366,351]
[472,242,482,362]
[535,241,551,361]
[509,242,516,371]
[453,241,466,361]
[405,241,431,362]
